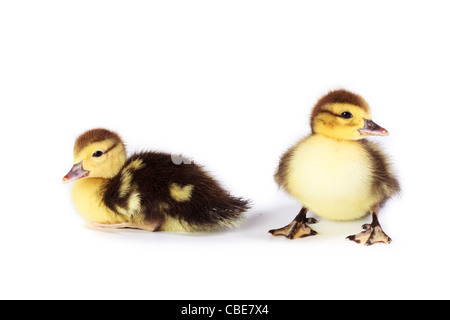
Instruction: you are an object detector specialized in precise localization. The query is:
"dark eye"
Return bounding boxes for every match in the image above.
[92,150,104,157]
[340,111,353,119]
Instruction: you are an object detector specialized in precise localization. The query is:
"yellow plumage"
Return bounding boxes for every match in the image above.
[71,178,128,224]
[270,89,400,245]
[169,183,195,202]
[285,134,376,221]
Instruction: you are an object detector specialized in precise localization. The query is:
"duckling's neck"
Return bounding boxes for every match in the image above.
[313,132,360,143]
[71,178,127,224]
[312,122,362,141]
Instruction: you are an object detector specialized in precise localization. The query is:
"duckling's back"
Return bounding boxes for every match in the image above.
[103,151,250,232]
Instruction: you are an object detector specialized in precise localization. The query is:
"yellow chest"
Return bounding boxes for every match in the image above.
[285,135,376,220]
[71,178,127,224]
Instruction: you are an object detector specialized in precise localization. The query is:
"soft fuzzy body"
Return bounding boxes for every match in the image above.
[275,134,398,221]
[270,89,400,245]
[274,89,400,221]
[66,129,250,232]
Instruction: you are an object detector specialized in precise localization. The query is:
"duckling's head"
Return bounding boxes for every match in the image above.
[63,128,126,183]
[310,89,388,140]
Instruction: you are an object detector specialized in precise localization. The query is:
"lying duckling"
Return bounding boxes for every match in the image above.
[270,89,400,245]
[63,128,250,232]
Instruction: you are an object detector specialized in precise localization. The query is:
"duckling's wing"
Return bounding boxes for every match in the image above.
[274,139,304,190]
[358,139,400,205]
[159,155,250,231]
[101,155,166,227]
[105,152,250,232]
[167,176,251,231]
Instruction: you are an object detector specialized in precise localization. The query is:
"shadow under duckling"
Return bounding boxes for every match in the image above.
[63,128,251,232]
[270,89,400,245]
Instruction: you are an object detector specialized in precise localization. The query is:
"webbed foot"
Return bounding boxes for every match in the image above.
[269,219,317,239]
[346,224,391,245]
[346,204,391,246]
[269,207,318,239]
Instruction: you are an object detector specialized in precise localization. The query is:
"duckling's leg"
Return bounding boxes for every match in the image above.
[346,204,391,245]
[92,222,161,232]
[268,207,318,239]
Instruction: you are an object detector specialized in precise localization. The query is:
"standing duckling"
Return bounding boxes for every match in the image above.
[270,89,400,245]
[63,128,250,232]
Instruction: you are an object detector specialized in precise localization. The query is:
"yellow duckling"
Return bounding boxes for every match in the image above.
[63,128,250,232]
[270,89,400,245]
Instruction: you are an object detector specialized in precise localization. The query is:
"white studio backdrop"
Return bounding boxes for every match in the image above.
[0,0,449,299]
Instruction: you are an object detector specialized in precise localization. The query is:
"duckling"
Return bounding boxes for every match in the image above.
[63,128,250,232]
[269,89,400,245]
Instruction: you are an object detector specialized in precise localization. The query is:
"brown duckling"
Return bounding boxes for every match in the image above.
[63,128,250,232]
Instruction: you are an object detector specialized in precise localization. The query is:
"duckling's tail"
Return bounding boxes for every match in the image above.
[182,195,251,232]
[203,196,251,231]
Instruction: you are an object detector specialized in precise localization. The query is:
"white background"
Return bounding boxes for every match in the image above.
[1,0,449,300]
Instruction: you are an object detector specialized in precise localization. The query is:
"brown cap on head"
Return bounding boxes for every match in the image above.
[310,89,370,130]
[74,128,125,154]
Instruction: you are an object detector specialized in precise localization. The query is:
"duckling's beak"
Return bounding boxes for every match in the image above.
[359,119,389,136]
[63,162,89,183]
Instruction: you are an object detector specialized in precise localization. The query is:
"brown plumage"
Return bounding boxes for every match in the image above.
[358,139,400,207]
[74,128,124,155]
[103,152,250,231]
[63,128,250,232]
[309,89,370,129]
